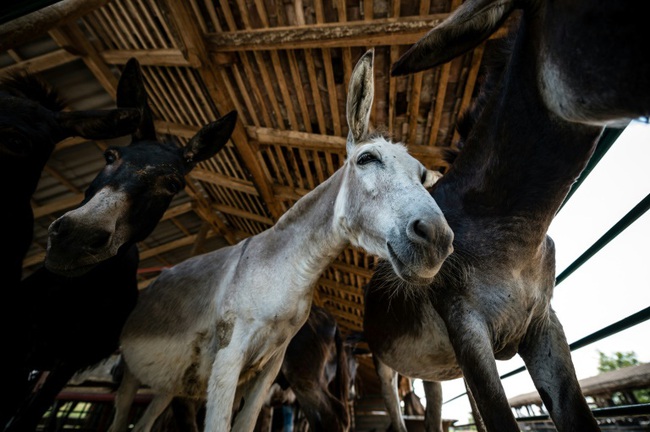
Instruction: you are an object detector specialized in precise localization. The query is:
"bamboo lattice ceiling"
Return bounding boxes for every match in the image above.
[1,0,513,393]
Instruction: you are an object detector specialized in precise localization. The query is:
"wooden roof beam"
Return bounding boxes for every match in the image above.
[101,49,193,67]
[162,0,284,221]
[0,49,79,77]
[208,14,449,51]
[49,21,120,99]
[0,0,110,51]
[248,126,448,163]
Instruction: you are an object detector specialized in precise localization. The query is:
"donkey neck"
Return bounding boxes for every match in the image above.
[436,23,602,237]
[267,167,348,286]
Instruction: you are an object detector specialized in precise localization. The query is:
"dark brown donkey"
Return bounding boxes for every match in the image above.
[364,1,650,431]
[0,73,140,428]
[3,58,237,432]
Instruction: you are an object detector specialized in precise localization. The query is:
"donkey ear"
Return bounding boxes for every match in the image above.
[57,108,141,140]
[423,169,443,188]
[346,49,375,154]
[182,110,238,171]
[391,0,516,76]
[116,58,157,142]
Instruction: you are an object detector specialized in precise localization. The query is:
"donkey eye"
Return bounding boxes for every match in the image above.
[420,171,428,185]
[165,178,183,194]
[357,152,378,166]
[104,149,119,164]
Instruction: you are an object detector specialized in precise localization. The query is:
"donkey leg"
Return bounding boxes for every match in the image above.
[373,356,407,432]
[5,365,77,432]
[108,364,141,432]
[464,379,487,432]
[171,398,200,432]
[444,309,520,432]
[203,346,246,431]
[132,393,174,432]
[519,309,600,432]
[231,353,285,432]
[422,381,443,432]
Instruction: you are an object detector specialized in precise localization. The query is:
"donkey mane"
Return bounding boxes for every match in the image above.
[0,73,65,112]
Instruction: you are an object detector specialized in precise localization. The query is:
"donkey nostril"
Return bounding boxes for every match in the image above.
[411,219,434,243]
[86,230,112,251]
[49,217,70,237]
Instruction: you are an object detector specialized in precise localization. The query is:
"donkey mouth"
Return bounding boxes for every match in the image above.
[44,258,98,277]
[386,242,439,286]
[44,246,108,277]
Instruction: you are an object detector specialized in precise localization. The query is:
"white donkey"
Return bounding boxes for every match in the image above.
[108,49,454,432]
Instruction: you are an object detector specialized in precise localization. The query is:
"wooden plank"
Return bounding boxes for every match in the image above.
[452,43,486,144]
[270,51,299,129]
[190,222,211,256]
[274,184,309,201]
[287,50,312,133]
[321,49,342,136]
[428,61,451,146]
[0,49,79,77]
[319,290,363,312]
[248,126,345,150]
[43,166,81,194]
[32,193,84,219]
[253,51,285,129]
[161,202,194,221]
[139,233,197,260]
[247,126,446,161]
[101,49,192,66]
[238,52,273,126]
[407,72,423,145]
[213,204,274,225]
[305,48,327,134]
[49,22,119,98]
[189,168,259,195]
[388,46,398,133]
[0,0,110,51]
[208,14,449,51]
[55,136,87,152]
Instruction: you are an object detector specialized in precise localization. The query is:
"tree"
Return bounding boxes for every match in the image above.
[597,350,639,373]
[597,351,650,404]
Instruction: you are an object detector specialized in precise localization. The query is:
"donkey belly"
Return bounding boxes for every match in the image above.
[379,322,461,382]
[121,335,213,398]
[365,291,462,381]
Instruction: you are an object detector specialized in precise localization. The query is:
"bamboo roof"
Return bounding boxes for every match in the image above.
[509,363,650,408]
[1,0,513,394]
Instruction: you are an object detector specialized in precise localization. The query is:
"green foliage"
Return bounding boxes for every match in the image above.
[597,351,650,403]
[597,350,639,373]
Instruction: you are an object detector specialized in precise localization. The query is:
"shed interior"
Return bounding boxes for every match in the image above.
[1,0,517,425]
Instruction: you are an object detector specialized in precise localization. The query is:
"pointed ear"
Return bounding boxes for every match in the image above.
[346,49,375,154]
[423,169,443,188]
[57,108,141,140]
[391,0,516,76]
[183,110,238,172]
[116,58,157,141]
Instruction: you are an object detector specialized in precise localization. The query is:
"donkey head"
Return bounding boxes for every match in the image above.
[391,0,650,126]
[45,59,238,277]
[337,49,453,285]
[0,74,141,196]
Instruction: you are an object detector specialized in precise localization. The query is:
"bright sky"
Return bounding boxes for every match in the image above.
[414,119,650,424]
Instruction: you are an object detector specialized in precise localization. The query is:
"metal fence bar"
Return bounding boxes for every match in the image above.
[559,127,623,212]
[514,403,650,423]
[556,192,650,285]
[443,194,650,404]
[444,305,650,404]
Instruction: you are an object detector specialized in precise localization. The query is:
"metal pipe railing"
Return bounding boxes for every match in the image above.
[443,191,650,405]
